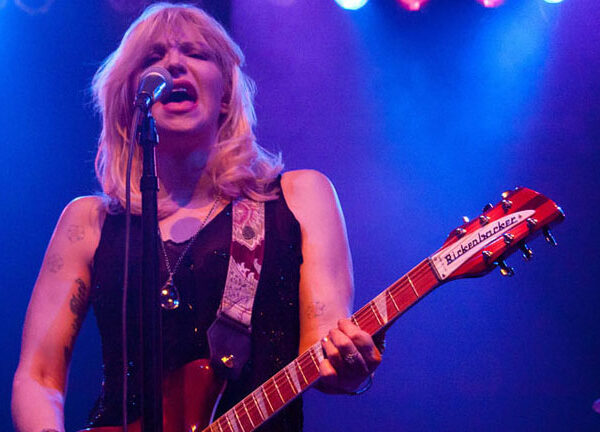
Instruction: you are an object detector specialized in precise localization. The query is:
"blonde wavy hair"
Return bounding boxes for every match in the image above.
[92,3,283,215]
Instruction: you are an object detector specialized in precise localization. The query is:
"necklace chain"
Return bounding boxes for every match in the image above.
[159,193,222,279]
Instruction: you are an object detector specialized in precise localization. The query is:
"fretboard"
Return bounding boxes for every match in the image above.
[203,259,440,432]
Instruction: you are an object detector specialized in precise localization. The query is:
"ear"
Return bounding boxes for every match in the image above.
[220,100,229,114]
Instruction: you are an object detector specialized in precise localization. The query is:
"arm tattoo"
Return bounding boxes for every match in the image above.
[67,224,85,242]
[46,253,64,273]
[306,301,326,318]
[64,278,89,362]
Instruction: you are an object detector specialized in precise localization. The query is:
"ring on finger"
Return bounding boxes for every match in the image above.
[343,351,360,365]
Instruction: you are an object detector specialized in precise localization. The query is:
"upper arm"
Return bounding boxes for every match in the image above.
[281,170,354,353]
[15,196,105,393]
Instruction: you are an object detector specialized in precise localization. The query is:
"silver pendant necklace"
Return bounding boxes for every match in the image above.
[159,193,221,310]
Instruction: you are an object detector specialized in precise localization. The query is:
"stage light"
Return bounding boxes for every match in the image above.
[334,0,369,10]
[14,0,55,14]
[544,0,564,3]
[475,0,505,7]
[396,0,429,11]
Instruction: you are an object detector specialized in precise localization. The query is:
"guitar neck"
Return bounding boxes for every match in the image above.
[204,259,440,432]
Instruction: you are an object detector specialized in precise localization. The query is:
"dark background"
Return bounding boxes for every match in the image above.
[2,0,599,430]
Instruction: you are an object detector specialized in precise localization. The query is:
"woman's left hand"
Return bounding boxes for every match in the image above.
[318,318,382,394]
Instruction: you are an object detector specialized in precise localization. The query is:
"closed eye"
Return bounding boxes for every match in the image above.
[142,54,163,68]
[142,44,166,68]
[180,41,214,61]
[186,49,214,61]
[189,52,209,60]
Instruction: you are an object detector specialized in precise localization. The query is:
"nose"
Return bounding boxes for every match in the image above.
[163,49,186,77]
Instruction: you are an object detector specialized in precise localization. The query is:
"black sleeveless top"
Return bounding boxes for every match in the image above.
[87,189,304,431]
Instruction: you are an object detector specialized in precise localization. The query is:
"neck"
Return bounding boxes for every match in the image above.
[157,144,215,208]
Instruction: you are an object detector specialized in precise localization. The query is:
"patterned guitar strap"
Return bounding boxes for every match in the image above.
[207,198,265,380]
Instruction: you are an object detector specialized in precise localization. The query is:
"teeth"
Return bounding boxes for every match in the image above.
[173,87,188,93]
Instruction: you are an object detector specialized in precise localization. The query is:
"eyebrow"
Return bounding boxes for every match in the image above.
[179,41,212,51]
[145,40,212,52]
[146,43,166,53]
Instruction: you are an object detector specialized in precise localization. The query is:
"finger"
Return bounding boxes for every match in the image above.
[317,358,345,394]
[338,319,382,372]
[321,334,343,372]
[327,328,369,375]
[318,358,337,380]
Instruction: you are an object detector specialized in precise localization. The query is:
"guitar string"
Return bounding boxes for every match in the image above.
[208,204,555,431]
[209,263,437,432]
[267,262,435,394]
[214,193,551,431]
[209,260,438,432]
[352,260,435,331]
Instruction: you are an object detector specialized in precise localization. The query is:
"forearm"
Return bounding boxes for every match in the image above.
[12,371,65,432]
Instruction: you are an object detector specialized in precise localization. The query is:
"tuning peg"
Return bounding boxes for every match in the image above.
[526,218,538,229]
[479,215,490,225]
[543,227,558,246]
[503,233,515,245]
[462,216,470,223]
[482,203,493,213]
[497,259,515,277]
[455,227,467,238]
[519,242,533,260]
[501,199,513,211]
[482,250,493,263]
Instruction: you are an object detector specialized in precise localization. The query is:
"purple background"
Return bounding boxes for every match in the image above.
[2,0,599,430]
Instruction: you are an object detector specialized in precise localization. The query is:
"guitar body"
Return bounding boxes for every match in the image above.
[79,359,225,432]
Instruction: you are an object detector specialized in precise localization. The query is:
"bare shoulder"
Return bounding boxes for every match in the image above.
[52,195,107,263]
[281,169,334,195]
[281,169,339,222]
[60,195,106,229]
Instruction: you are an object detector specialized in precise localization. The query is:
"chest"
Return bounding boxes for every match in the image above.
[158,199,230,243]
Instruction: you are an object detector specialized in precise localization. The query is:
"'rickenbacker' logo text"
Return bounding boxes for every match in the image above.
[430,210,535,280]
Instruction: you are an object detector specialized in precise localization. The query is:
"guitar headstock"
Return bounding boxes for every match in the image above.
[430,187,565,281]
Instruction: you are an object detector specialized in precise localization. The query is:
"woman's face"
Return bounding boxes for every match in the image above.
[139,23,227,145]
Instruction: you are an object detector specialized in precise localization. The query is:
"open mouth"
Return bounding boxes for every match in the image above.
[165,81,198,105]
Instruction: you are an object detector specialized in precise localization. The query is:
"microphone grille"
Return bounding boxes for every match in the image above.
[139,66,173,104]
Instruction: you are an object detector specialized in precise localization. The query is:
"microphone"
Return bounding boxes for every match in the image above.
[134,66,173,110]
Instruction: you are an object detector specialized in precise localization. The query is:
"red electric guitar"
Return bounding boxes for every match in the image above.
[81,186,565,432]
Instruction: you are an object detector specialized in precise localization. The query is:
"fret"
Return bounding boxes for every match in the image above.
[313,344,324,363]
[308,347,318,370]
[369,302,383,326]
[407,274,419,298]
[272,377,286,403]
[284,367,299,394]
[233,407,244,432]
[373,292,388,325]
[351,315,360,327]
[387,289,400,312]
[251,392,266,421]
[225,413,234,432]
[242,400,256,429]
[261,386,274,413]
[294,359,309,385]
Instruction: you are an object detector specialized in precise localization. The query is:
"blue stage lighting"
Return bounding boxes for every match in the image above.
[334,0,369,10]
[544,0,564,3]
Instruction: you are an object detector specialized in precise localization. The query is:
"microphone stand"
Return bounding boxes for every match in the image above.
[137,107,163,432]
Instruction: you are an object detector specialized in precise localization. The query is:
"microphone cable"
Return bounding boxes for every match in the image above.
[121,107,142,432]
